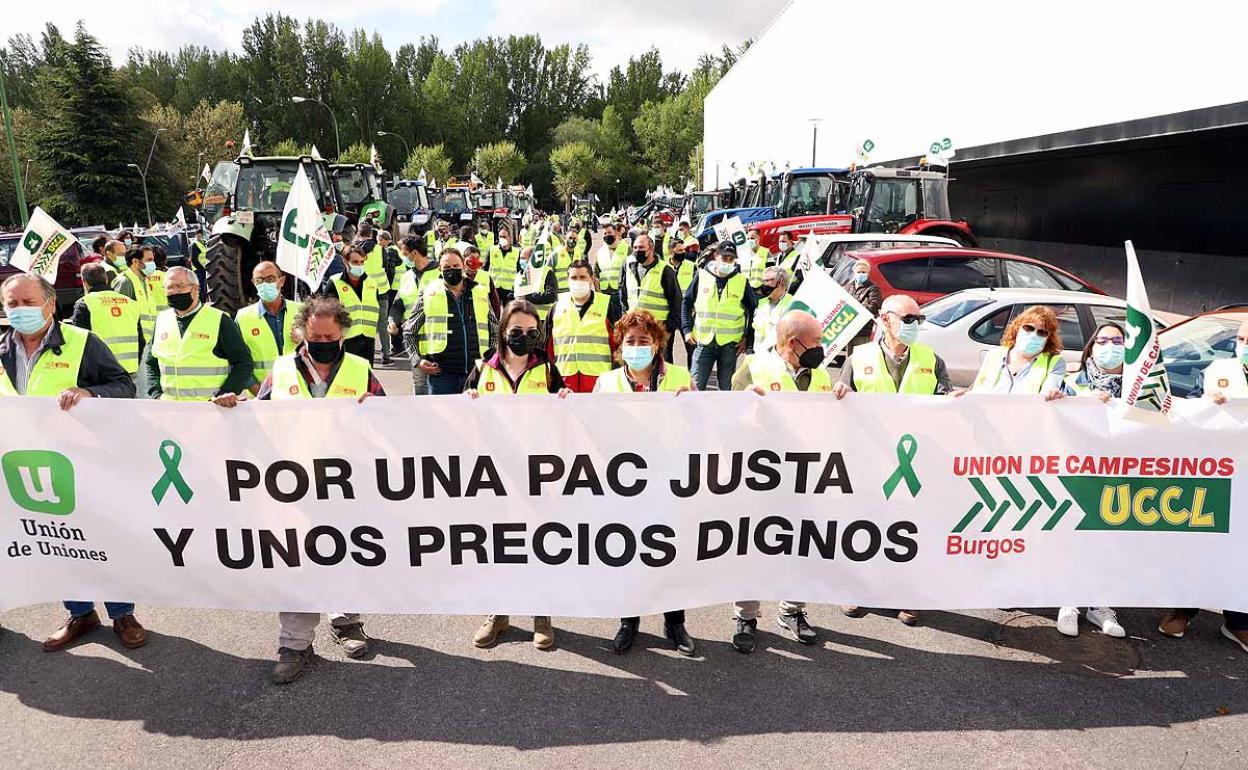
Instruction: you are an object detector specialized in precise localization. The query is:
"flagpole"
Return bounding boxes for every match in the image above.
[0,65,29,227]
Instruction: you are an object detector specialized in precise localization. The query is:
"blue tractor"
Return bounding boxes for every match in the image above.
[694,168,849,248]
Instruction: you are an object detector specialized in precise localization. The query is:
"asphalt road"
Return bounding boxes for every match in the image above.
[2,232,1245,768]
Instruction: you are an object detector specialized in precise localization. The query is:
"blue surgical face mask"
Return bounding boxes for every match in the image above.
[349,264,366,278]
[7,305,49,335]
[257,282,280,303]
[1017,330,1046,356]
[896,320,919,346]
[621,344,655,371]
[142,261,156,275]
[401,256,414,268]
[1093,342,1124,370]
[853,272,869,285]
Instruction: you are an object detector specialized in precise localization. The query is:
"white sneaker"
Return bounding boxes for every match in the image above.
[1086,607,1126,638]
[1057,606,1080,637]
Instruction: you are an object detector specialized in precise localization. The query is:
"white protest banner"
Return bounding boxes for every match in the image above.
[795,231,830,274]
[275,164,335,290]
[790,264,873,363]
[200,163,212,184]
[1,395,1245,616]
[1123,241,1174,414]
[713,216,750,270]
[9,207,74,280]
[241,129,252,156]
[856,138,874,164]
[929,137,955,164]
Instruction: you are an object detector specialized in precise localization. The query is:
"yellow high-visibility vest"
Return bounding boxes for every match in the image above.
[146,270,168,314]
[752,294,794,353]
[397,265,440,320]
[0,323,89,396]
[850,342,940,394]
[624,258,674,322]
[746,352,833,392]
[693,268,746,345]
[236,300,303,387]
[364,244,391,293]
[595,363,691,392]
[331,276,380,340]
[270,352,371,399]
[83,290,141,374]
[971,348,1058,394]
[118,268,157,342]
[671,258,695,294]
[151,305,231,401]
[419,283,490,358]
[476,360,551,395]
[552,292,612,377]
[597,239,630,291]
[489,245,518,292]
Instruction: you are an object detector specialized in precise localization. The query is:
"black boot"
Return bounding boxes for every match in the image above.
[732,617,757,653]
[613,621,638,653]
[665,622,697,657]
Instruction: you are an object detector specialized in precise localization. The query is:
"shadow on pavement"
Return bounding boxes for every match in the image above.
[2,606,1244,748]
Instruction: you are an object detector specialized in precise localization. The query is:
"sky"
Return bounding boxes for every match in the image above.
[5,0,789,77]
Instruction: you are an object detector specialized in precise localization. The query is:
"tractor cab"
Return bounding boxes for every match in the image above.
[330,163,393,234]
[389,179,433,238]
[696,168,848,249]
[430,187,475,228]
[846,167,976,246]
[688,191,721,221]
[472,188,512,238]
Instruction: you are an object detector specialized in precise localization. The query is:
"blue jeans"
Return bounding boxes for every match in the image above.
[64,601,133,620]
[691,340,739,391]
[428,371,469,395]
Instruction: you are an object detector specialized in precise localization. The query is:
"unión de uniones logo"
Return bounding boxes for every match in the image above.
[2,450,76,516]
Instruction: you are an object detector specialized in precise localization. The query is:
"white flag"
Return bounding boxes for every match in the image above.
[496,177,503,189]
[370,144,381,169]
[417,168,427,184]
[275,165,335,290]
[526,184,534,198]
[200,163,212,184]
[241,129,252,156]
[311,145,323,161]
[713,216,750,270]
[1122,240,1174,414]
[470,172,482,187]
[430,177,438,189]
[175,207,187,230]
[790,265,874,366]
[796,230,829,273]
[9,207,74,280]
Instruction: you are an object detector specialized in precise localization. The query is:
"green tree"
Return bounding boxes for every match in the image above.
[552,116,600,149]
[402,144,451,182]
[30,24,153,224]
[270,138,310,156]
[687,141,704,189]
[338,142,372,165]
[550,142,604,209]
[473,141,526,184]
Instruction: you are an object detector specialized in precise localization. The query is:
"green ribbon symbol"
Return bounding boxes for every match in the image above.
[151,440,193,505]
[882,434,921,500]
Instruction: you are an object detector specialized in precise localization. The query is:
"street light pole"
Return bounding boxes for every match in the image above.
[0,65,28,226]
[292,96,341,160]
[376,130,410,166]
[23,159,32,192]
[127,163,152,229]
[615,178,621,209]
[809,118,822,167]
[144,127,166,176]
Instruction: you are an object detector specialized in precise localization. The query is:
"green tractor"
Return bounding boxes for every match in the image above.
[204,154,346,315]
[330,163,394,239]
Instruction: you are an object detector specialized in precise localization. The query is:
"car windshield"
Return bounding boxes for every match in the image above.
[475,191,501,209]
[430,191,467,215]
[389,186,427,212]
[765,179,783,208]
[235,162,301,211]
[1160,314,1245,398]
[0,236,18,266]
[783,175,834,217]
[923,295,995,327]
[140,234,186,257]
[336,168,378,205]
[863,178,919,233]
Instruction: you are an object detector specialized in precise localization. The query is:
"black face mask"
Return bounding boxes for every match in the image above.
[795,341,825,370]
[442,268,464,286]
[307,340,343,365]
[634,248,650,262]
[505,329,540,356]
[603,234,617,245]
[168,292,194,312]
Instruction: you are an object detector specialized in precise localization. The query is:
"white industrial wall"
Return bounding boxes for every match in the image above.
[703,0,1248,188]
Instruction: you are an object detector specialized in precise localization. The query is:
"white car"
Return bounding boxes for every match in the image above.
[918,288,1173,387]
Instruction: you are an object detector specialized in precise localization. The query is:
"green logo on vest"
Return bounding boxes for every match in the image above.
[2,450,76,516]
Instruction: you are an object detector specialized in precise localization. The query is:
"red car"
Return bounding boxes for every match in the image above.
[827,247,1103,305]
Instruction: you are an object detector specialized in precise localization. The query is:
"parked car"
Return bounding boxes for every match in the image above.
[810,233,960,271]
[0,231,84,322]
[918,288,1171,387]
[828,247,1102,306]
[1157,306,1248,399]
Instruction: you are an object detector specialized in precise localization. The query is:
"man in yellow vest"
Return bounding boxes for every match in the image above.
[71,263,144,382]
[236,261,302,393]
[516,245,559,323]
[0,273,146,652]
[682,240,758,391]
[387,236,440,367]
[256,296,386,683]
[356,222,393,365]
[471,222,495,256]
[322,246,380,364]
[750,266,794,355]
[145,267,253,405]
[111,245,158,342]
[727,310,832,652]
[832,293,952,627]
[596,223,630,302]
[487,230,519,304]
[745,226,773,290]
[146,248,168,315]
[618,233,683,362]
[550,259,621,393]
[403,248,498,394]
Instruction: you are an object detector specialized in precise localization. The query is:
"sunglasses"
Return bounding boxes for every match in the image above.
[507,328,540,341]
[888,312,926,325]
[1022,323,1052,338]
[1094,335,1125,345]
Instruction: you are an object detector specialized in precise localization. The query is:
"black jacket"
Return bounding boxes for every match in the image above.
[0,321,135,398]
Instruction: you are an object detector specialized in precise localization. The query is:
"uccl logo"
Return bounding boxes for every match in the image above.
[2,450,76,516]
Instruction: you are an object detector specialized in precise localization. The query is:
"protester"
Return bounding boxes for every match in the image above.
[71,263,144,382]
[775,232,801,278]
[388,236,440,367]
[376,230,400,364]
[462,244,501,315]
[682,240,757,391]
[516,245,559,323]
[111,244,159,342]
[487,229,519,304]
[325,246,381,364]
[404,248,498,395]
[596,223,629,301]
[146,267,253,404]
[0,273,144,651]
[751,266,793,354]
[467,299,569,651]
[841,259,882,352]
[256,297,385,683]
[967,305,1066,397]
[550,260,620,393]
[236,261,302,394]
[593,309,697,656]
[618,233,683,362]
[745,226,772,290]
[147,246,169,315]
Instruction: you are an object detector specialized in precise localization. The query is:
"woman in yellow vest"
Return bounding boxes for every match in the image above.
[467,299,569,651]
[1051,321,1129,639]
[592,309,698,657]
[967,305,1067,397]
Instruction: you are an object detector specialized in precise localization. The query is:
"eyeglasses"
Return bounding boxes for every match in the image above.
[1094,335,1125,345]
[253,276,280,285]
[887,312,925,324]
[1022,324,1052,338]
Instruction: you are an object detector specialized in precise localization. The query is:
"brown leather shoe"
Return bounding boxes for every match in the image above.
[112,614,148,649]
[43,611,101,652]
[841,605,867,618]
[1158,609,1192,638]
[898,610,920,626]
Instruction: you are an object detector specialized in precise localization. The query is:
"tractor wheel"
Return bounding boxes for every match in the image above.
[205,234,252,316]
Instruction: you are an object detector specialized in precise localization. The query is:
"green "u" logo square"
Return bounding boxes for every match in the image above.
[2,450,76,516]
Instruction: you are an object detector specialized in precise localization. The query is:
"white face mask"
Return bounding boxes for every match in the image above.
[568,279,592,299]
[747,238,758,250]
